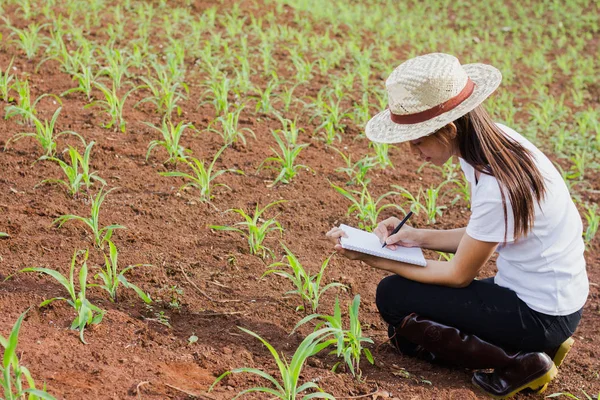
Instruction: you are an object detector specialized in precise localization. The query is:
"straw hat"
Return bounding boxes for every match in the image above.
[365,53,502,144]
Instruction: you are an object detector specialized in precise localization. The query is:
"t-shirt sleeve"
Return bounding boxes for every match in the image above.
[466,181,515,243]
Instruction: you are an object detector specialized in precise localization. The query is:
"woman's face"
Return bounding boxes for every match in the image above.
[408,127,456,166]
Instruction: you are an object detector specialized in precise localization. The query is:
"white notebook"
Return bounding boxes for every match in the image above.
[339,224,427,267]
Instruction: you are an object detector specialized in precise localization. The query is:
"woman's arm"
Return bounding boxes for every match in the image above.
[363,233,498,287]
[327,227,498,288]
[418,227,467,253]
[374,217,466,253]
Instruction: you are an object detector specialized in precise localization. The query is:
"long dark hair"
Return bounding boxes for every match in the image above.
[448,105,547,243]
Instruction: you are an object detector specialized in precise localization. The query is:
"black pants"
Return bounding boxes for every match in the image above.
[376,275,584,353]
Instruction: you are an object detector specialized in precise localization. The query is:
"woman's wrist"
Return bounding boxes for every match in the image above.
[414,228,427,248]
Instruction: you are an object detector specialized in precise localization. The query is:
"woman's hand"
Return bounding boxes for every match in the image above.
[325,226,365,261]
[373,217,421,250]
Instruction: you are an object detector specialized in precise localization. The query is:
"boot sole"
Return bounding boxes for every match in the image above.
[472,364,558,399]
[530,337,575,393]
[553,337,574,368]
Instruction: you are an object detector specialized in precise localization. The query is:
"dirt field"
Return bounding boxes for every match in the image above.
[0,0,599,399]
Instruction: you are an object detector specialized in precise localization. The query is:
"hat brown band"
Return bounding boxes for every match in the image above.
[389,78,475,125]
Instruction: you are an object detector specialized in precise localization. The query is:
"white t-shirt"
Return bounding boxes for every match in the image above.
[459,123,588,316]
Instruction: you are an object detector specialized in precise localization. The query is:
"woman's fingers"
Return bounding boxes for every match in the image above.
[325,227,348,242]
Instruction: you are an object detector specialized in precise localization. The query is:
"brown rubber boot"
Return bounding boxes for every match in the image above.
[395,313,558,399]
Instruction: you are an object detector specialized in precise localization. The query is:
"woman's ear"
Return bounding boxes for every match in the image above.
[446,122,458,139]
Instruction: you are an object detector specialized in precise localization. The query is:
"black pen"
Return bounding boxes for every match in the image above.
[382,211,413,248]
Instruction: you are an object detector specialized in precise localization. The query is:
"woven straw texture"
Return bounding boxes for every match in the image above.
[366,53,502,144]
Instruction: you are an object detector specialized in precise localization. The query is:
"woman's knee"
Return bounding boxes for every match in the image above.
[376,274,414,321]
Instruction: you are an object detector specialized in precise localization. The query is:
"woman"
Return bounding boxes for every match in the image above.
[326,53,588,399]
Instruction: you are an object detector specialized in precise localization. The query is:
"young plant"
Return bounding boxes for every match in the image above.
[583,203,598,246]
[263,243,345,312]
[209,326,336,400]
[91,240,151,303]
[294,295,374,380]
[4,79,60,125]
[53,187,125,248]
[209,200,285,258]
[61,62,101,101]
[98,47,131,91]
[253,76,279,114]
[38,141,106,196]
[85,82,138,133]
[421,183,448,224]
[159,146,243,203]
[258,130,310,187]
[8,23,49,60]
[393,184,448,224]
[310,91,352,145]
[1,310,57,400]
[137,63,189,119]
[369,142,395,169]
[0,57,15,102]
[5,107,83,157]
[208,106,256,147]
[201,76,231,116]
[145,119,194,164]
[331,182,404,231]
[332,147,377,186]
[20,250,105,344]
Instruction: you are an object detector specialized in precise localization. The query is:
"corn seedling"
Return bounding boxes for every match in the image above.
[1,310,57,400]
[40,30,95,75]
[331,182,404,231]
[38,141,105,196]
[448,174,471,206]
[145,119,194,164]
[288,50,315,84]
[258,130,310,187]
[8,23,49,60]
[209,200,285,258]
[276,83,300,113]
[351,92,372,132]
[393,182,449,224]
[331,147,377,186]
[5,107,83,157]
[159,146,243,203]
[583,203,599,246]
[137,63,189,119]
[0,232,8,238]
[275,117,304,146]
[53,187,125,248]
[0,57,15,102]
[61,62,101,101]
[5,79,60,125]
[263,243,345,312]
[547,390,599,399]
[310,92,352,145]
[208,106,256,147]
[20,250,105,344]
[369,142,394,169]
[437,251,455,261]
[98,47,131,91]
[253,76,279,114]
[85,82,138,133]
[209,326,336,400]
[293,295,374,380]
[201,76,231,116]
[421,183,448,224]
[90,240,151,303]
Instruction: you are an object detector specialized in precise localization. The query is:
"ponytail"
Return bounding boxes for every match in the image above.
[453,106,546,243]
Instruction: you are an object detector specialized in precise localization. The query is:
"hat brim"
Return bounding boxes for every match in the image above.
[365,63,502,144]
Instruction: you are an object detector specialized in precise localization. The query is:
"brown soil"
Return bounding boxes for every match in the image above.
[0,1,599,399]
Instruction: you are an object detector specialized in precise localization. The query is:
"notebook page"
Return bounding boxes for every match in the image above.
[339,224,427,267]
